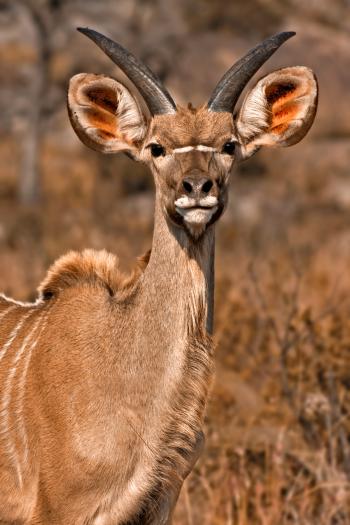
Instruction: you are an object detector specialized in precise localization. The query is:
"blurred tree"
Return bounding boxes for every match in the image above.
[16,0,51,205]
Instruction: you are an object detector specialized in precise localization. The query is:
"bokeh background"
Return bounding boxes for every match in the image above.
[1,1,350,523]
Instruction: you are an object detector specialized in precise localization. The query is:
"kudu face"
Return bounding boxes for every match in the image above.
[68,29,318,238]
[141,109,234,237]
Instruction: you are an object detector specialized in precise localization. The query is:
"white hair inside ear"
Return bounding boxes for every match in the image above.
[235,66,318,160]
[68,73,147,155]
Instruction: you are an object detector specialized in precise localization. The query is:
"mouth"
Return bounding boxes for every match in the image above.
[175,196,218,225]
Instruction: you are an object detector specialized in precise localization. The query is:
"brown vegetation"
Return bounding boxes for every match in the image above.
[1,0,350,523]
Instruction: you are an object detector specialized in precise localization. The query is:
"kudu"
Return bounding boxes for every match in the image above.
[0,28,318,524]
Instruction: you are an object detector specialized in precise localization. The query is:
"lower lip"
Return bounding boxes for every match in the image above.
[175,205,218,224]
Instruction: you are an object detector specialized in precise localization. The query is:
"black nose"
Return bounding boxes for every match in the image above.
[182,178,213,197]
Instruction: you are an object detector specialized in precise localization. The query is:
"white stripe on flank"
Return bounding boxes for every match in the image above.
[0,293,43,308]
[17,307,51,472]
[0,305,16,324]
[0,310,33,363]
[0,310,43,487]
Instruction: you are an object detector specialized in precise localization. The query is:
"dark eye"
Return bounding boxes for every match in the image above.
[222,141,236,155]
[150,143,165,157]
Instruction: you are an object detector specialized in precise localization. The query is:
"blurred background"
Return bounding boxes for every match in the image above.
[1,0,350,523]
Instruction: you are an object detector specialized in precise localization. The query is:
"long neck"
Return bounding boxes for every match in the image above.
[141,195,215,338]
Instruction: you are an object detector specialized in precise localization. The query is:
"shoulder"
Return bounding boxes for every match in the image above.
[38,249,150,300]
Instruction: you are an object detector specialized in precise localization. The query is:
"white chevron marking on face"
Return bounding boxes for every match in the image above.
[173,146,194,153]
[172,145,217,154]
[196,145,217,152]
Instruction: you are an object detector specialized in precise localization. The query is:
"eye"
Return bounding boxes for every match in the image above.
[222,141,236,155]
[149,143,165,158]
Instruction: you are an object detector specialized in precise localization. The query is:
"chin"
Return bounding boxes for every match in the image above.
[179,207,217,239]
[184,221,208,239]
[165,202,224,239]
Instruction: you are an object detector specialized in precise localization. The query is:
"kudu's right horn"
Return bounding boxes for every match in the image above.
[207,31,296,113]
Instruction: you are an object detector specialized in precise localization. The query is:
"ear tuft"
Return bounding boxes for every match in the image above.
[236,66,318,159]
[68,73,147,154]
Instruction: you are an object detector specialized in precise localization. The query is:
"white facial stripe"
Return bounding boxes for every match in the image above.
[173,146,195,153]
[196,145,217,152]
[172,145,217,154]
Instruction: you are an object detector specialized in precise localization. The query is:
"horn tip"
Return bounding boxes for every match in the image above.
[267,31,296,50]
[77,27,98,38]
[276,31,296,42]
[77,27,107,47]
[77,26,89,33]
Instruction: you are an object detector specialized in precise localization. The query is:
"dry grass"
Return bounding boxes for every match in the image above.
[174,244,350,524]
[1,140,350,525]
[1,1,350,522]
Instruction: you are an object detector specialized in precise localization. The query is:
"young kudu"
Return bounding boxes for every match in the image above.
[0,28,318,524]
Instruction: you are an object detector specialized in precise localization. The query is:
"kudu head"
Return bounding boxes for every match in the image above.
[68,29,318,238]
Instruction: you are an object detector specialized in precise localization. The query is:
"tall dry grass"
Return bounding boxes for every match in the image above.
[1,163,350,524]
[175,242,350,524]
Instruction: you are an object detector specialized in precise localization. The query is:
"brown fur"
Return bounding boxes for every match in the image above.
[0,236,213,524]
[236,66,318,154]
[0,61,317,525]
[150,105,235,151]
[38,249,149,299]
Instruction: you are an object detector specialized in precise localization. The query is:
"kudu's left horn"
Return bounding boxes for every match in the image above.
[207,31,296,113]
[77,27,177,116]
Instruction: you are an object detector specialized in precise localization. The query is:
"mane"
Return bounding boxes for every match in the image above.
[38,249,150,300]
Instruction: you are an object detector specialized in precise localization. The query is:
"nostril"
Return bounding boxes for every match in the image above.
[201,180,213,194]
[183,180,193,194]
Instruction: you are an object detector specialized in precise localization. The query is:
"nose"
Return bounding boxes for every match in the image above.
[182,177,213,198]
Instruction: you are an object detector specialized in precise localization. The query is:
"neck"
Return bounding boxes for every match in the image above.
[142,195,215,336]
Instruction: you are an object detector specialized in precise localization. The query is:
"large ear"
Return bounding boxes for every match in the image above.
[68,73,147,155]
[235,67,318,160]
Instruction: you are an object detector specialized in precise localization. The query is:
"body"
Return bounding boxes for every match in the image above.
[0,212,213,524]
[0,28,317,523]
